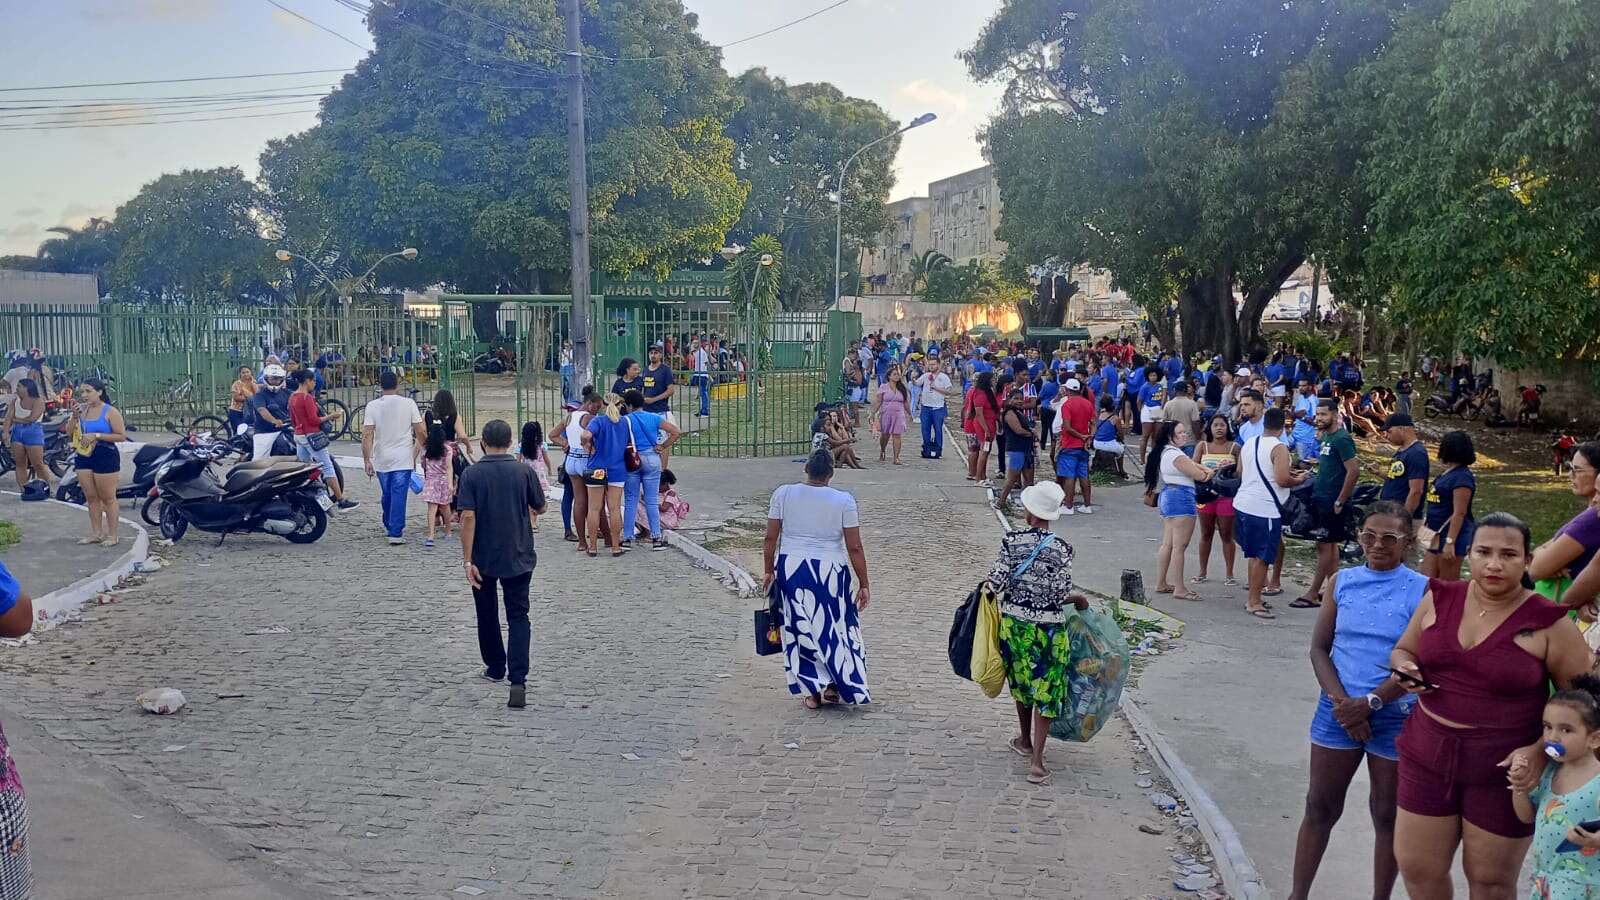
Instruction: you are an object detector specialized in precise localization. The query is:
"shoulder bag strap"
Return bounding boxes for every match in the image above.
[1251,436,1287,517]
[1004,533,1057,591]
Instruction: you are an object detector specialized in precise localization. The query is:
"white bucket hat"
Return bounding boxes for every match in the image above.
[1020,482,1066,521]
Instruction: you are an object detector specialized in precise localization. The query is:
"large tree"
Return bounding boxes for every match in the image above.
[259,0,747,336]
[723,69,899,310]
[966,0,1420,360]
[108,168,271,304]
[1348,0,1600,369]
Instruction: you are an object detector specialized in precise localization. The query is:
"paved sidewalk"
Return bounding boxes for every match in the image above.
[0,493,124,596]
[0,708,310,900]
[0,452,1179,898]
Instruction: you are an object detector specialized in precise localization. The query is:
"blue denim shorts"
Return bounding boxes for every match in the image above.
[1055,448,1089,479]
[1005,450,1028,472]
[1309,694,1411,761]
[1158,484,1197,518]
[9,422,43,447]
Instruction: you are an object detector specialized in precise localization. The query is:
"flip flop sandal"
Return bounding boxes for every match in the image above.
[1007,738,1030,758]
[564,533,579,542]
[1026,771,1053,785]
[822,687,841,704]
[1174,592,1204,602]
[1190,575,1208,584]
[1261,587,1285,597]
[1223,578,1239,587]
[1289,597,1322,609]
[1247,607,1277,620]
[801,696,821,710]
[1153,587,1175,595]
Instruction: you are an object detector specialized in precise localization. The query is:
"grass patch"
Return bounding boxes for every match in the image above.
[0,521,19,552]
[677,371,826,458]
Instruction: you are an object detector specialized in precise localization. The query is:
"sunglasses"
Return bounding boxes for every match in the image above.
[1357,530,1408,548]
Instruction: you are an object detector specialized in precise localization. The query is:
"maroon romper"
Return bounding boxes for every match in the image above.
[1395,579,1567,838]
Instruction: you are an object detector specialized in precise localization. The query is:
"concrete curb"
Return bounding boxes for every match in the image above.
[2,492,150,637]
[949,425,1265,899]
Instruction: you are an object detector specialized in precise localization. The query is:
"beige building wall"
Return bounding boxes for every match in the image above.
[860,196,931,296]
[0,270,99,307]
[929,166,1006,264]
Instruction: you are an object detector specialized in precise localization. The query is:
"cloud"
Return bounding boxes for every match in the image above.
[46,105,156,128]
[270,7,312,31]
[0,222,43,243]
[899,79,971,113]
[84,0,219,21]
[12,208,43,219]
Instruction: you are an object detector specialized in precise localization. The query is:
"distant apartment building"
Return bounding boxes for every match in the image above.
[859,197,930,296]
[929,166,1005,264]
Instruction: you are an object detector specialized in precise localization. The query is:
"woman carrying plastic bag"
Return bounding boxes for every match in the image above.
[987,482,1092,785]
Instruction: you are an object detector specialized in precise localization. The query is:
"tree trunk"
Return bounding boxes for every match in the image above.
[1177,269,1237,362]
[1020,277,1075,330]
[1238,254,1304,357]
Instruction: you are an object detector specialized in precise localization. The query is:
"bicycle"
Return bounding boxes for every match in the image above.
[158,373,228,434]
[322,385,426,442]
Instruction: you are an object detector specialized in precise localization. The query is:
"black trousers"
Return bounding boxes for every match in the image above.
[474,569,533,686]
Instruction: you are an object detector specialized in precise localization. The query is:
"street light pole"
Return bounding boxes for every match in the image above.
[832,112,936,312]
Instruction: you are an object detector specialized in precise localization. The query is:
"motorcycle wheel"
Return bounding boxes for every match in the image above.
[159,502,188,541]
[191,415,227,435]
[140,495,163,526]
[56,482,85,506]
[1423,401,1440,419]
[45,450,68,478]
[0,447,12,477]
[331,459,345,491]
[284,494,328,544]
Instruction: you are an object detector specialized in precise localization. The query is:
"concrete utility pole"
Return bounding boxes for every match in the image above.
[563,0,593,396]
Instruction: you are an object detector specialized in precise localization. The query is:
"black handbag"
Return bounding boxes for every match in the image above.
[948,587,981,680]
[1195,462,1240,505]
[754,583,784,656]
[305,429,331,452]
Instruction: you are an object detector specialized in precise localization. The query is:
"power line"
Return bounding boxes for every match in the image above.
[591,0,855,61]
[0,106,322,132]
[0,97,325,125]
[0,89,335,114]
[0,83,339,107]
[262,0,371,52]
[0,68,353,93]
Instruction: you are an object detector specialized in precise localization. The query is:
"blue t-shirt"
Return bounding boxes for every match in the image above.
[1027,360,1045,380]
[875,352,892,380]
[0,559,17,617]
[1329,564,1430,697]
[1102,365,1121,400]
[1289,419,1320,461]
[1127,366,1146,395]
[585,415,631,477]
[1265,363,1286,389]
[971,359,993,377]
[641,364,675,413]
[1086,373,1104,397]
[250,387,291,433]
[1236,418,1264,446]
[1093,417,1118,443]
[626,410,665,450]
[1138,381,1165,409]
[1165,357,1183,384]
[1038,380,1060,407]
[1425,465,1476,533]
[1380,441,1429,516]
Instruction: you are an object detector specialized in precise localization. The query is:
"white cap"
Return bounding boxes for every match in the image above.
[1065,378,1082,392]
[1235,367,1251,377]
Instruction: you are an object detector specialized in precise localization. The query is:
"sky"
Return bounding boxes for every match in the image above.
[0,0,1005,257]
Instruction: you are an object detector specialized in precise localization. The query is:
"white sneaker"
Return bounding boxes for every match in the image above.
[387,536,406,546]
[1076,505,1094,515]
[1059,505,1075,516]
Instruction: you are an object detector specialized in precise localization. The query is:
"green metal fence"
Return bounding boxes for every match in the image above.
[0,300,473,434]
[0,297,841,456]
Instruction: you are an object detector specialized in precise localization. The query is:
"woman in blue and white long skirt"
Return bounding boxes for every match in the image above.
[761,450,873,709]
[0,561,35,898]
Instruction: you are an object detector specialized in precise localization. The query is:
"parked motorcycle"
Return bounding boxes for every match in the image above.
[151,443,331,544]
[56,439,204,525]
[1284,481,1384,562]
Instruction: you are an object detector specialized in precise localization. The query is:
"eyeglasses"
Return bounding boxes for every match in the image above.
[1357,530,1407,548]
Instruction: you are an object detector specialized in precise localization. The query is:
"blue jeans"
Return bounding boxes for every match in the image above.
[560,364,574,404]
[920,406,947,457]
[376,469,410,537]
[693,374,710,415]
[622,450,663,539]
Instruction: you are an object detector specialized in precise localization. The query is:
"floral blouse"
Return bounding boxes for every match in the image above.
[987,527,1075,624]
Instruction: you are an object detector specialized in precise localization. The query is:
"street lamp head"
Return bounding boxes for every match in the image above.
[910,112,937,128]
[758,254,774,267]
[400,247,418,260]
[274,249,292,263]
[719,246,740,262]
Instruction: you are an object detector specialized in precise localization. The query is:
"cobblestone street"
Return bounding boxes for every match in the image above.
[0,451,1178,898]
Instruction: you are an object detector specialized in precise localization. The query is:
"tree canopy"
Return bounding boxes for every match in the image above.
[108,168,271,304]
[723,69,899,310]
[967,0,1422,360]
[260,0,746,302]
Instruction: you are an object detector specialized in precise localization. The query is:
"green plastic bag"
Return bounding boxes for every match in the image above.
[1049,604,1131,743]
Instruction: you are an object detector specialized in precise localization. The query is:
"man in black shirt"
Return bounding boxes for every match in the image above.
[641,343,676,414]
[1379,413,1428,519]
[458,419,547,709]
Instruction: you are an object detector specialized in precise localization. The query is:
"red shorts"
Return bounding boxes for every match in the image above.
[1395,709,1535,838]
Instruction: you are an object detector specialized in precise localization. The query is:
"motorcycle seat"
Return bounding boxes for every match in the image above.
[224,459,312,494]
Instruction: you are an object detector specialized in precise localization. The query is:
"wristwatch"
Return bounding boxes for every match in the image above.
[1365,693,1384,711]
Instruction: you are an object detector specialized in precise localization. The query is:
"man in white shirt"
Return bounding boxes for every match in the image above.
[915,356,957,459]
[361,370,426,545]
[691,339,712,417]
[1233,408,1309,618]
